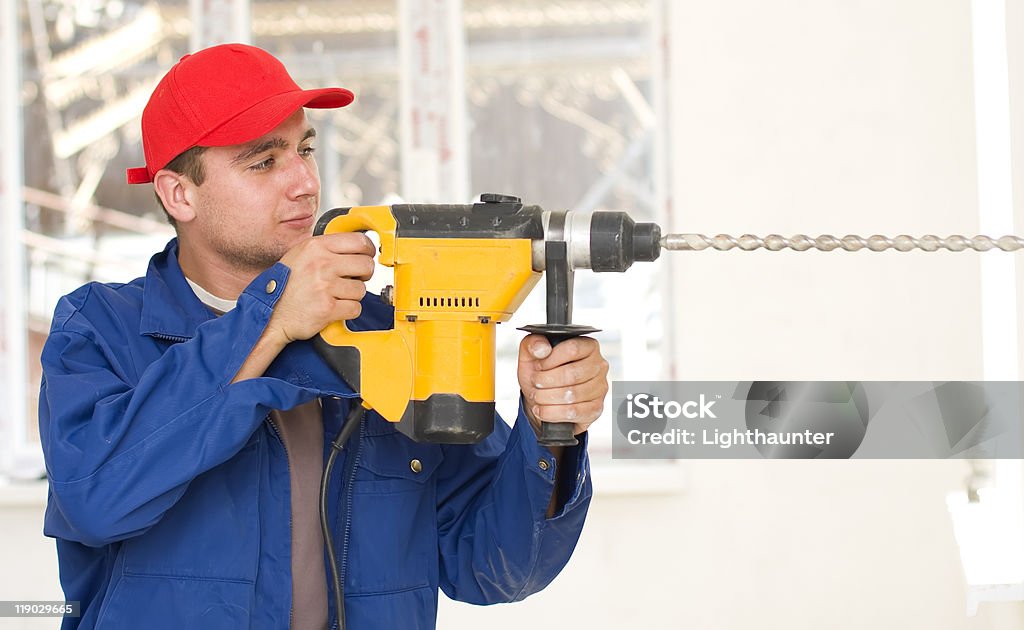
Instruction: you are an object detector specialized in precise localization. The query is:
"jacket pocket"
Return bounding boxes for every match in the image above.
[96,574,253,629]
[345,435,443,595]
[121,437,260,582]
[355,434,443,493]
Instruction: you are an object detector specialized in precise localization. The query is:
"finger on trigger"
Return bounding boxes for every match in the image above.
[357,233,377,256]
[332,254,375,281]
[323,232,377,256]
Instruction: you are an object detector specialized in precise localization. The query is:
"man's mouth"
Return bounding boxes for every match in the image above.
[281,214,314,228]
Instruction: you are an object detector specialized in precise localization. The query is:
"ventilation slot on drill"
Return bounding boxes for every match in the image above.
[418,296,480,309]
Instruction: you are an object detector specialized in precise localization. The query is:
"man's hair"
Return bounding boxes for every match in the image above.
[155,146,208,228]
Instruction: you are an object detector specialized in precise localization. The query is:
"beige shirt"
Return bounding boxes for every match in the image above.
[271,402,328,630]
[187,278,328,629]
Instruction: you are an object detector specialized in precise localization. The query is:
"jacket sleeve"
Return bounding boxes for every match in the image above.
[434,396,593,604]
[39,265,343,548]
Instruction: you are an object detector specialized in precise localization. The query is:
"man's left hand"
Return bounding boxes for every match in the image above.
[518,334,609,438]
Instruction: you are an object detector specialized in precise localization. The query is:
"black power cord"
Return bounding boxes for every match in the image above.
[319,398,365,630]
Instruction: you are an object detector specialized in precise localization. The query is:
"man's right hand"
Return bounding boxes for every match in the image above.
[267,233,376,345]
[231,233,375,384]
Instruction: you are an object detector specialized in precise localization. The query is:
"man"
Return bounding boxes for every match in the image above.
[39,44,607,629]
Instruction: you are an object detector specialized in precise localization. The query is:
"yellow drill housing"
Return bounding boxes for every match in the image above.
[314,195,662,444]
[315,201,543,443]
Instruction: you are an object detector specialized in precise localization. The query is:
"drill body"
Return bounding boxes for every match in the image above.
[314,194,660,444]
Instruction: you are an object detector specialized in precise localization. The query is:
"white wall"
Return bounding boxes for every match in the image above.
[0,486,63,630]
[671,0,984,382]
[440,463,1023,629]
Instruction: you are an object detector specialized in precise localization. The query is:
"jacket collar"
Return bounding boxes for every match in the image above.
[139,238,216,340]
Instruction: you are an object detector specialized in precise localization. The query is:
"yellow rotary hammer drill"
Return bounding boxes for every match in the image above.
[313,193,661,447]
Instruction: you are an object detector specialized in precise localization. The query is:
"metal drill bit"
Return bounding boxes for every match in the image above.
[661,233,1024,253]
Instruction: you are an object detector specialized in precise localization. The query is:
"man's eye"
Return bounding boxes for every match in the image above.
[300,145,316,157]
[250,158,274,171]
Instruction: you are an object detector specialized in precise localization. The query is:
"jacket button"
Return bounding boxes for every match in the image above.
[538,459,550,472]
[410,459,423,473]
[265,279,277,294]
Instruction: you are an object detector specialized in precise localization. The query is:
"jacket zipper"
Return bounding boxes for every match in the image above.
[150,331,303,626]
[148,333,189,343]
[266,413,295,629]
[331,410,365,630]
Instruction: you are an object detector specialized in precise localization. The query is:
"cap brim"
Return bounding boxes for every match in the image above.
[198,87,354,147]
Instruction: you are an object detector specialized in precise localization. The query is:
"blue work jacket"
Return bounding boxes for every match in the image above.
[39,239,592,629]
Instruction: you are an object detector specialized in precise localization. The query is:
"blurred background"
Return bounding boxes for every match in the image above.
[2,0,1024,628]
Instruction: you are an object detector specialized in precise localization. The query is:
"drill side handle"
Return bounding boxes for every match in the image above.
[519,239,599,447]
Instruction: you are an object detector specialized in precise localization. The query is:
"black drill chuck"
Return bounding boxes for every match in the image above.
[589,212,662,272]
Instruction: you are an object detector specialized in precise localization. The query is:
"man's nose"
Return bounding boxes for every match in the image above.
[286,153,320,199]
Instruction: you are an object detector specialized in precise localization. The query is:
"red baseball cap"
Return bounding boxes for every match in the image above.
[127,43,354,184]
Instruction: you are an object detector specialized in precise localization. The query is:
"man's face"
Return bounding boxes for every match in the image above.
[185,109,320,273]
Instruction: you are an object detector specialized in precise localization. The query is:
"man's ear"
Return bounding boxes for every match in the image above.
[153,169,198,224]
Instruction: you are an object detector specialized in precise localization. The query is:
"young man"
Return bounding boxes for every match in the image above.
[39,44,607,629]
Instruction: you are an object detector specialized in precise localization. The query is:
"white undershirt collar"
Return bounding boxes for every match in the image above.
[185,277,238,314]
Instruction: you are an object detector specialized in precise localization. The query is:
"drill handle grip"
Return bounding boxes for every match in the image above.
[521,232,600,447]
[518,325,600,447]
[538,333,584,447]
[314,207,412,423]
[315,205,398,266]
